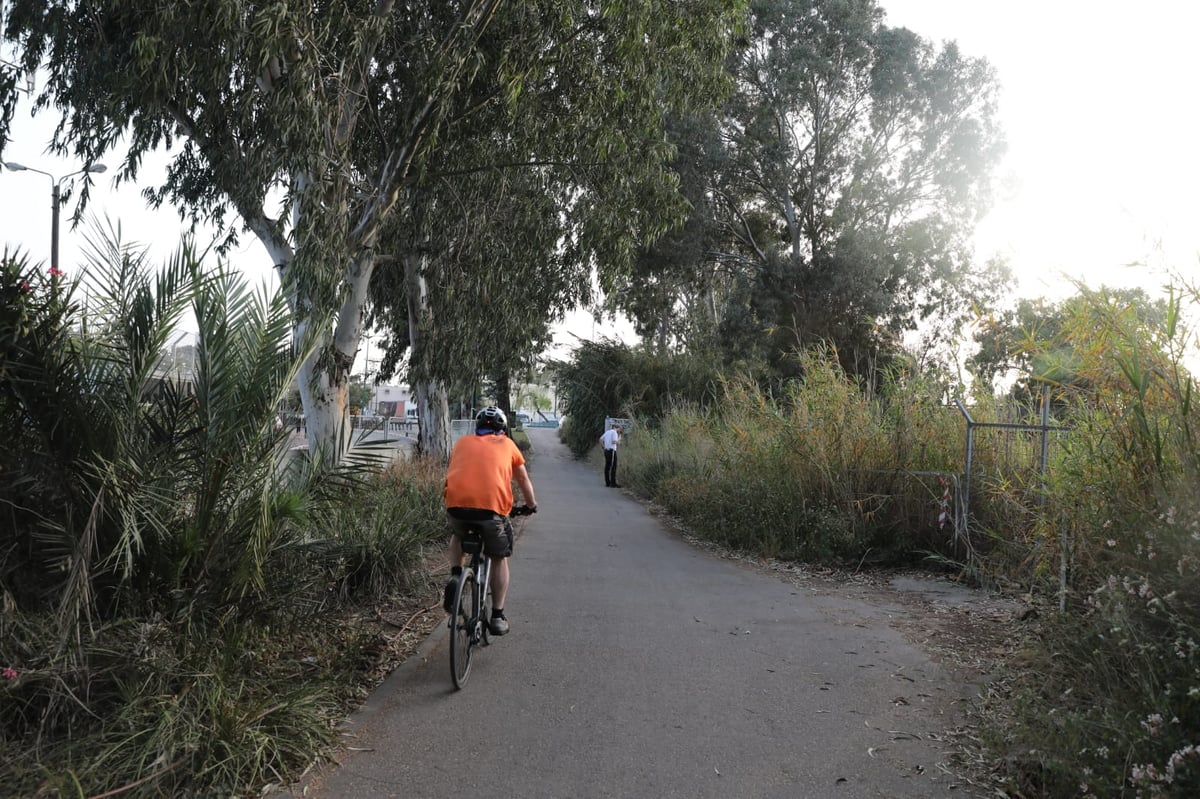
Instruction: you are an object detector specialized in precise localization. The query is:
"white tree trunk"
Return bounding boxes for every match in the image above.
[295,326,349,464]
[405,253,451,458]
[413,380,450,459]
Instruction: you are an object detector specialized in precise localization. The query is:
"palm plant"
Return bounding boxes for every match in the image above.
[0,225,387,795]
[3,224,328,634]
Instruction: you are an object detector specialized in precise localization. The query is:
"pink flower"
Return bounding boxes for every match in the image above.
[48,267,65,278]
[2,667,17,680]
[18,280,31,293]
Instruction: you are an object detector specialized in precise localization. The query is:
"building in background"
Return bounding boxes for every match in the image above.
[370,384,412,418]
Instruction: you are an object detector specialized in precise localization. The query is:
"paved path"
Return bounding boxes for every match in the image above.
[299,428,983,798]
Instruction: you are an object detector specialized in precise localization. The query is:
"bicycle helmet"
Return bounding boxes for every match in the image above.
[475,406,507,434]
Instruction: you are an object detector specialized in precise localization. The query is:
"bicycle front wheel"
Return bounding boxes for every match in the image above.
[449,571,478,689]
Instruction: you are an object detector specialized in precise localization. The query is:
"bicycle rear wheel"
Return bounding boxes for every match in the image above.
[449,571,478,689]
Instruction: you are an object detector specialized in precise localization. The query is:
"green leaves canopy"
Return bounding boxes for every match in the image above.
[361,0,744,390]
[615,0,1008,376]
[2,1,745,454]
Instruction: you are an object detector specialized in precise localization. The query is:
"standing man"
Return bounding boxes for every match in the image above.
[443,406,537,635]
[600,422,622,488]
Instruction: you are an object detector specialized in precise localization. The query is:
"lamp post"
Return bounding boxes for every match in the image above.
[170,331,191,381]
[2,161,108,274]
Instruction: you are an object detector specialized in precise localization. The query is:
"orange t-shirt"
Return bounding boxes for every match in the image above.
[444,433,526,516]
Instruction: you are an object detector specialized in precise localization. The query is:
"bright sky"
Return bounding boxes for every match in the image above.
[3,2,1197,339]
[882,0,1200,301]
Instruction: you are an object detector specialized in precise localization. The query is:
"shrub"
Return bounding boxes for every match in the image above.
[554,340,722,456]
[616,352,966,565]
[0,235,445,797]
[983,284,1200,795]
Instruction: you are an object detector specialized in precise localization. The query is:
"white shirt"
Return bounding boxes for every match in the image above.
[600,429,620,450]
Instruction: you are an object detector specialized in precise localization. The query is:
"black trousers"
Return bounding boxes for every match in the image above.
[603,448,618,486]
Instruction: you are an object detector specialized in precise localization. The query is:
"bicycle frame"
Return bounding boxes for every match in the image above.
[467,545,492,643]
[455,533,492,642]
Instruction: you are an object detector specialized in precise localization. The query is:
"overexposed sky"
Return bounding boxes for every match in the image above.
[3,2,1197,331]
[882,0,1200,299]
[0,108,275,284]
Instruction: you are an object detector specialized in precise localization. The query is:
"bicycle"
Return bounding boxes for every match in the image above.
[448,504,536,689]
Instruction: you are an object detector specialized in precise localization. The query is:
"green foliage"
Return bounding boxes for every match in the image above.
[0,235,447,797]
[349,381,373,412]
[613,0,1008,376]
[1,614,340,798]
[364,0,746,394]
[554,339,724,457]
[2,234,302,625]
[980,284,1200,795]
[968,285,1169,396]
[616,352,964,563]
[2,0,746,461]
[302,458,448,601]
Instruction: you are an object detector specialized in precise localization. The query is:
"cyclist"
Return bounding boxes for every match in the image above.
[442,406,537,635]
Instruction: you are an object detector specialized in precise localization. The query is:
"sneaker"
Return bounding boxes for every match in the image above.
[442,579,456,614]
[488,614,510,636]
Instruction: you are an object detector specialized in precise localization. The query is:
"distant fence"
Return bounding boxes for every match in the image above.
[954,387,1072,531]
[349,415,417,436]
[953,387,1074,604]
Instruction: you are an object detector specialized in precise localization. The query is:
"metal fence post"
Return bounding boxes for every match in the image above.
[1039,384,1051,515]
[954,399,975,532]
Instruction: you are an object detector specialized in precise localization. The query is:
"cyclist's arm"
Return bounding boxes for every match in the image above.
[514,464,537,509]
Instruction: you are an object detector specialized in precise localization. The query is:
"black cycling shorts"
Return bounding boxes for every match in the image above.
[446,508,514,558]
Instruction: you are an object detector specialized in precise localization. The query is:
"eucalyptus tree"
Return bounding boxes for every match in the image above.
[0,0,743,461]
[367,169,572,449]
[361,4,743,453]
[618,112,730,355]
[724,0,1006,372]
[617,0,1007,377]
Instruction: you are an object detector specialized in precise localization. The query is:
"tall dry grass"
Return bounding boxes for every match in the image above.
[981,286,1200,796]
[620,350,966,564]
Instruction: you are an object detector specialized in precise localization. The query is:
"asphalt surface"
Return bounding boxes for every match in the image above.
[298,427,983,798]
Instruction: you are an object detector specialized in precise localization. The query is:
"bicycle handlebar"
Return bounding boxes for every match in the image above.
[509,504,537,517]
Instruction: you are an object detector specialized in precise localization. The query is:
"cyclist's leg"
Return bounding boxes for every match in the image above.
[443,522,467,613]
[490,556,510,610]
[447,531,464,569]
[480,517,514,634]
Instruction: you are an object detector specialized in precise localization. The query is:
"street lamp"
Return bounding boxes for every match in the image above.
[170,331,191,381]
[2,160,108,274]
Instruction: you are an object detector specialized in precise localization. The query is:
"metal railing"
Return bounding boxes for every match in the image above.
[954,386,1071,529]
[954,386,1074,605]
